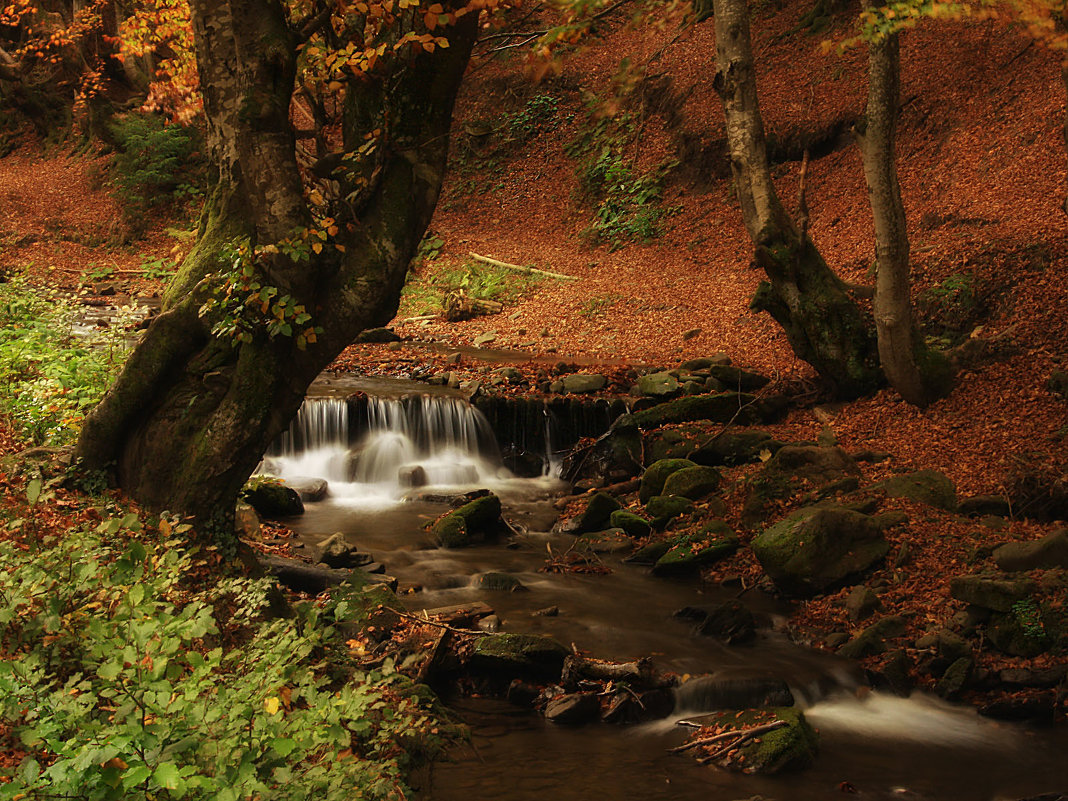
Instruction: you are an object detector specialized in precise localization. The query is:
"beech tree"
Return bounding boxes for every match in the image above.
[711,0,883,397]
[74,0,481,534]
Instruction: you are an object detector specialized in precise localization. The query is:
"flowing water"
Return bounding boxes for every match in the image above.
[261,381,1068,801]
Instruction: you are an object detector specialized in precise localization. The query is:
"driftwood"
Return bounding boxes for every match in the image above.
[468,251,579,281]
[561,654,670,689]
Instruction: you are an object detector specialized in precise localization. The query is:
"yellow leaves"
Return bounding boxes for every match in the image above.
[264,696,280,715]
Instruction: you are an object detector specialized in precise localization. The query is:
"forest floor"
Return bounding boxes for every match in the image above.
[1,0,1066,719]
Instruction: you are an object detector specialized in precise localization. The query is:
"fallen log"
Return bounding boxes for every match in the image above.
[468,251,580,281]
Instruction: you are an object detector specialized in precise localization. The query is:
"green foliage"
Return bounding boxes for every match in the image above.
[400,257,542,317]
[0,518,441,800]
[1011,598,1046,641]
[0,278,128,445]
[109,112,204,216]
[919,272,980,346]
[504,94,560,144]
[568,110,677,250]
[139,255,178,282]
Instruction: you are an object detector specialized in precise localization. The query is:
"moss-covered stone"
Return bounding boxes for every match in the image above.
[430,492,505,548]
[242,479,304,518]
[705,364,771,391]
[467,633,569,680]
[632,393,779,430]
[637,371,680,397]
[873,470,958,512]
[652,522,738,576]
[644,424,706,464]
[700,708,818,774]
[751,505,889,596]
[662,465,722,501]
[476,572,527,592]
[576,528,634,554]
[610,509,653,538]
[837,615,906,659]
[572,491,622,534]
[949,575,1037,613]
[646,495,695,529]
[689,429,785,467]
[626,540,673,565]
[640,458,698,503]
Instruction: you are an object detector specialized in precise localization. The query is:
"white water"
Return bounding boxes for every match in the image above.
[263,395,512,506]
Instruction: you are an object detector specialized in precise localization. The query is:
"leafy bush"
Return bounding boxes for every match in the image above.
[0,515,440,800]
[0,278,128,445]
[504,94,560,144]
[109,113,203,215]
[399,257,541,317]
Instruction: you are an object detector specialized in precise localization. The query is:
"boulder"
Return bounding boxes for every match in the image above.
[476,572,527,592]
[652,522,738,575]
[662,465,722,501]
[644,424,706,464]
[935,657,974,700]
[569,491,622,535]
[845,585,881,622]
[609,509,652,538]
[560,373,607,394]
[637,371,680,397]
[285,476,329,502]
[430,492,506,548]
[837,616,906,659]
[751,506,890,596]
[689,429,785,467]
[680,354,731,370]
[958,494,1011,518]
[694,600,756,644]
[640,458,698,503]
[561,415,643,484]
[994,528,1068,572]
[705,364,771,391]
[646,495,694,529]
[354,327,400,343]
[576,529,634,555]
[873,470,958,512]
[467,633,569,680]
[987,606,1050,658]
[631,393,784,429]
[243,480,304,518]
[398,465,428,488]
[949,575,1037,612]
[625,540,673,565]
[316,532,369,569]
[743,446,860,525]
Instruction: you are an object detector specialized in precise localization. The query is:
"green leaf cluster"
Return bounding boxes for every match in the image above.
[109,112,205,217]
[0,278,129,445]
[0,518,441,800]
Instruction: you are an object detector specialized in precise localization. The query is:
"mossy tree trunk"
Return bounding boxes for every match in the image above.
[855,27,952,407]
[711,0,882,398]
[74,0,478,535]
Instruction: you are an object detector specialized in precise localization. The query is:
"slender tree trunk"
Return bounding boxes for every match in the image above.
[712,0,882,398]
[75,0,479,536]
[855,28,952,407]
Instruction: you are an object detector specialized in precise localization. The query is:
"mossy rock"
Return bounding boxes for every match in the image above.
[640,458,697,503]
[705,364,771,391]
[644,424,707,464]
[476,572,527,592]
[646,495,694,529]
[662,465,722,501]
[652,522,738,576]
[467,633,569,680]
[949,575,1037,613]
[701,707,818,774]
[331,579,401,638]
[576,528,634,555]
[637,371,680,397]
[430,492,505,548]
[609,509,652,538]
[242,479,304,518]
[873,469,957,512]
[626,540,673,565]
[837,615,906,659]
[572,491,622,534]
[689,429,785,467]
[751,505,889,597]
[632,393,781,430]
[987,610,1050,658]
[994,528,1068,571]
[742,446,859,526]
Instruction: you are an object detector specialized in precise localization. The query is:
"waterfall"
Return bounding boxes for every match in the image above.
[262,393,507,504]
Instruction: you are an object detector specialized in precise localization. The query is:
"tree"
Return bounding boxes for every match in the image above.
[74,0,481,535]
[854,11,952,407]
[711,0,883,397]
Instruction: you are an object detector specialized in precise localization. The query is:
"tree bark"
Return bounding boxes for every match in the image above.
[855,28,952,407]
[711,0,882,398]
[75,0,479,536]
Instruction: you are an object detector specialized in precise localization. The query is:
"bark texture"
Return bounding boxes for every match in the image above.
[712,0,881,397]
[855,29,952,407]
[75,0,479,534]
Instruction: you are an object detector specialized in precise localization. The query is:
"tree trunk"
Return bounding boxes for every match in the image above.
[855,28,952,407]
[75,1,479,537]
[711,0,882,398]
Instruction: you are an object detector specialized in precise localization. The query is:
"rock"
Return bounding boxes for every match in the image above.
[533,606,559,617]
[354,326,400,343]
[999,665,1068,687]
[845,585,881,622]
[626,540,673,565]
[935,657,974,699]
[478,614,502,633]
[640,458,698,503]
[958,494,1012,518]
[743,446,860,525]
[652,522,739,575]
[646,495,695,529]
[867,649,913,696]
[544,692,602,725]
[602,688,675,724]
[506,679,540,707]
[837,616,907,659]
[316,532,362,569]
[644,424,706,463]
[680,354,731,370]
[577,528,634,554]
[704,364,771,391]
[949,575,1037,612]
[467,633,569,680]
[243,479,304,518]
[751,506,890,597]
[690,429,785,467]
[987,607,1050,657]
[430,492,507,548]
[560,373,607,394]
[398,465,428,488]
[285,476,329,502]
[873,470,958,512]
[631,393,784,429]
[694,600,756,644]
[662,465,722,501]
[473,331,497,347]
[561,415,643,484]
[696,708,818,774]
[234,501,261,538]
[994,528,1068,571]
[567,491,622,535]
[494,366,524,384]
[674,676,795,711]
[979,692,1059,723]
[476,572,527,592]
[609,510,652,538]
[637,371,680,397]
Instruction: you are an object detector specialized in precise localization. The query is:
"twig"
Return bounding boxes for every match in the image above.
[386,606,500,636]
[468,252,580,281]
[694,720,787,765]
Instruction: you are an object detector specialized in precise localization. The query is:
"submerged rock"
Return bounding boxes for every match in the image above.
[674,676,795,711]
[430,492,507,548]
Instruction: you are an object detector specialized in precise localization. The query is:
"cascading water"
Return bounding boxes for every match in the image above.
[263,393,509,504]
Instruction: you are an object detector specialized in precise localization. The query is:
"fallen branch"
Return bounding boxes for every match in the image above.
[694,720,787,765]
[468,252,579,281]
[387,606,501,636]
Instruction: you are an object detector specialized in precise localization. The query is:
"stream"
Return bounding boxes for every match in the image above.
[261,378,1068,801]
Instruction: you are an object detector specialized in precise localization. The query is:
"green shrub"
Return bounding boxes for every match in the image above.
[0,278,128,445]
[399,257,542,317]
[109,113,204,215]
[0,516,440,800]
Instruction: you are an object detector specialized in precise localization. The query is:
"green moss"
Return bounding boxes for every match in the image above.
[430,512,469,548]
[640,458,698,503]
